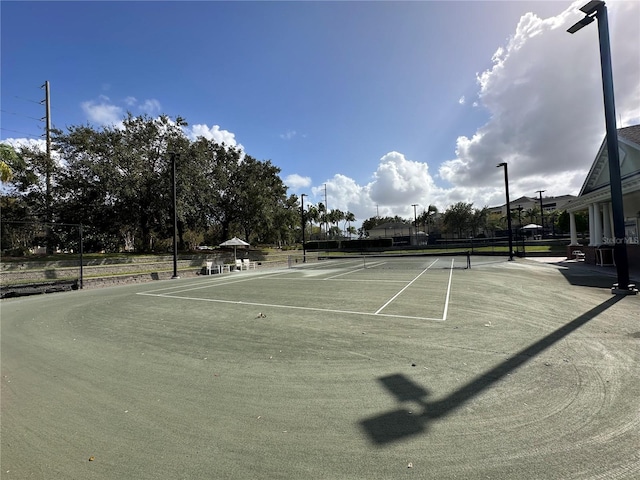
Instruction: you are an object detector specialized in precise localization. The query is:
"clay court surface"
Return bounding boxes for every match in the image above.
[1,256,639,479]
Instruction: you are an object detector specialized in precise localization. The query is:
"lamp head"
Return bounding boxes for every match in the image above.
[579,0,604,15]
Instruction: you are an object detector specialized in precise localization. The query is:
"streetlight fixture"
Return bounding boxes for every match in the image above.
[568,0,636,294]
[536,190,546,239]
[301,194,307,263]
[497,162,514,261]
[411,204,418,246]
[170,152,180,279]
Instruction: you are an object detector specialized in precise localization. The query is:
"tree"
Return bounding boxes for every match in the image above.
[236,156,289,243]
[306,204,319,239]
[343,211,356,238]
[54,114,188,252]
[442,202,474,238]
[317,202,327,238]
[469,206,490,237]
[417,204,438,235]
[0,144,17,183]
[327,209,344,238]
[525,207,539,225]
[557,210,588,236]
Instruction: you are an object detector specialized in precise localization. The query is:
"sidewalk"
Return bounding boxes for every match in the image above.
[527,256,640,285]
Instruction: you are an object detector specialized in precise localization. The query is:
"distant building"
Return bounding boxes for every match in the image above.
[491,194,576,217]
[366,222,427,246]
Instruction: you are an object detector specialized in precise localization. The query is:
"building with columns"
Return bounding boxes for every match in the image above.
[565,124,640,267]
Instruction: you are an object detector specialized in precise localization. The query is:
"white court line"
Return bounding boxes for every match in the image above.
[374,259,439,315]
[137,291,445,322]
[442,258,455,321]
[324,260,387,280]
[137,257,455,322]
[139,269,288,296]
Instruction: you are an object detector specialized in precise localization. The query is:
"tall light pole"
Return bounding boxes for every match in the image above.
[568,0,636,294]
[301,193,307,263]
[536,190,546,239]
[516,205,525,256]
[170,152,180,279]
[411,204,418,246]
[497,163,514,261]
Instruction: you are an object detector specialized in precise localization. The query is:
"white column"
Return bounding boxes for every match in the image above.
[593,202,602,246]
[569,212,579,246]
[608,203,615,243]
[588,204,595,246]
[602,202,612,245]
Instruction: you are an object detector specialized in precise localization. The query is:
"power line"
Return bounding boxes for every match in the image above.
[13,94,42,105]
[0,109,42,122]
[0,127,42,139]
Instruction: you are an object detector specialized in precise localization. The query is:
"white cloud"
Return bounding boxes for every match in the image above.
[185,124,243,151]
[284,174,311,189]
[139,98,161,115]
[367,152,437,206]
[2,137,47,152]
[458,96,465,105]
[80,95,162,127]
[280,130,297,140]
[438,0,640,200]
[81,98,123,127]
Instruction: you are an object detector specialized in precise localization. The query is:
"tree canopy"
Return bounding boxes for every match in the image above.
[1,114,300,253]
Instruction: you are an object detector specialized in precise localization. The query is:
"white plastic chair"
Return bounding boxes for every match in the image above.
[205,261,214,275]
[235,259,244,271]
[242,259,255,270]
[214,260,229,273]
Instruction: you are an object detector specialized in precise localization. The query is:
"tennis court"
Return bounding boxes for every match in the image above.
[2,255,639,479]
[137,255,470,321]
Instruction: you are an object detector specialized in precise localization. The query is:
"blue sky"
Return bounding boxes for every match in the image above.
[2,0,639,225]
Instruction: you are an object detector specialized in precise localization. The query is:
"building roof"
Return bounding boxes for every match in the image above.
[618,124,640,147]
[566,124,640,212]
[579,124,640,197]
[369,222,411,230]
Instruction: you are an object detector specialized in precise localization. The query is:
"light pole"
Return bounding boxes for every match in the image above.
[497,162,514,261]
[301,194,307,262]
[536,190,546,239]
[568,0,636,294]
[516,205,525,256]
[170,152,180,279]
[411,204,418,246]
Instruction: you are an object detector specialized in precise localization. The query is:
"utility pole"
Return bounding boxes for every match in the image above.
[411,204,418,246]
[41,81,53,253]
[324,183,328,238]
[536,190,546,239]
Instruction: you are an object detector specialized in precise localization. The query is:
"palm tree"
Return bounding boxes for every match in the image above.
[327,209,344,238]
[343,211,356,238]
[306,204,319,239]
[318,202,327,238]
[525,207,539,225]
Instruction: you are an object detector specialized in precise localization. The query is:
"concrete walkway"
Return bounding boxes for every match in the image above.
[527,256,640,286]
